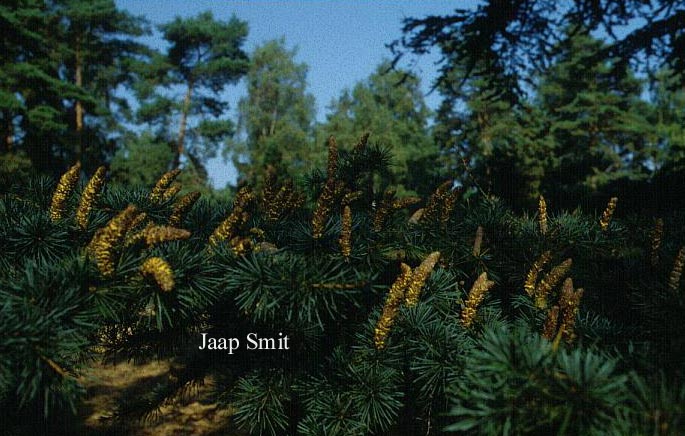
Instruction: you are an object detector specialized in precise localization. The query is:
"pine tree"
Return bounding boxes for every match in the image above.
[0,0,77,175]
[230,38,317,186]
[318,61,440,196]
[537,27,653,204]
[135,11,249,179]
[395,0,685,98]
[159,11,249,170]
[0,0,148,176]
[53,0,149,172]
[433,60,554,208]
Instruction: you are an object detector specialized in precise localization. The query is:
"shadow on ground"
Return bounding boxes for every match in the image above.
[5,359,243,436]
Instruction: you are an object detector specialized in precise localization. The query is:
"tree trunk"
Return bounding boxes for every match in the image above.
[174,82,193,169]
[2,112,13,152]
[75,36,84,164]
[269,107,278,136]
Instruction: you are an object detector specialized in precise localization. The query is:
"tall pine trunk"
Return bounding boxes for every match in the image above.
[2,113,13,152]
[174,82,193,169]
[75,36,84,164]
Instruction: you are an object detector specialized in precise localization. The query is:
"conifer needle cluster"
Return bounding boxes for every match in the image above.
[4,138,685,435]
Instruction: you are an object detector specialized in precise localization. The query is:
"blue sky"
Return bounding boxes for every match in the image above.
[115,1,479,187]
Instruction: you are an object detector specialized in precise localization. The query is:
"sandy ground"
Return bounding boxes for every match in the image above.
[77,359,242,436]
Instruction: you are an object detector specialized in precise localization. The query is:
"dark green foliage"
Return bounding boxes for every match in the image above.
[1,3,249,191]
[395,0,685,98]
[0,256,95,414]
[110,131,175,186]
[445,323,631,435]
[317,61,442,196]
[230,370,291,435]
[394,5,685,212]
[628,373,685,434]
[537,28,654,204]
[0,151,34,191]
[3,141,685,435]
[0,0,148,175]
[221,251,369,326]
[147,10,249,171]
[230,38,317,186]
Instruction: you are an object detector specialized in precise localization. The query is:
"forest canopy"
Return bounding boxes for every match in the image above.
[1,0,684,208]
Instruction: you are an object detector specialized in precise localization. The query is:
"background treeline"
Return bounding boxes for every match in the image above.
[0,0,440,199]
[3,1,685,210]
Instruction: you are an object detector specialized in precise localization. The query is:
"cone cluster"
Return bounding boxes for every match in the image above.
[461,272,496,328]
[538,195,548,235]
[312,136,341,239]
[76,166,107,229]
[169,191,201,227]
[140,257,175,292]
[599,197,618,231]
[89,205,140,276]
[374,251,441,348]
[49,163,81,221]
[542,278,584,346]
[210,186,255,246]
[150,169,181,203]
